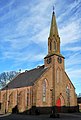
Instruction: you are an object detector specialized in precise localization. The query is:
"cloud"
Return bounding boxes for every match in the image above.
[0,0,54,64]
[10,52,45,69]
[57,0,81,23]
[66,68,81,79]
[56,0,81,46]
[64,51,81,93]
[0,0,81,65]
[59,19,81,46]
[0,0,15,11]
[65,52,81,68]
[31,27,49,44]
[66,67,81,94]
[64,46,81,51]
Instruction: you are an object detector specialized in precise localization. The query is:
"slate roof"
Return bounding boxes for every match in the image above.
[2,65,47,90]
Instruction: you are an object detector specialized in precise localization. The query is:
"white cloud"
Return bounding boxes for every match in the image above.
[64,46,81,51]
[0,0,15,11]
[66,68,81,79]
[59,19,81,46]
[31,27,49,44]
[10,52,45,69]
[57,0,80,23]
[66,67,81,94]
[0,0,54,64]
[65,52,81,68]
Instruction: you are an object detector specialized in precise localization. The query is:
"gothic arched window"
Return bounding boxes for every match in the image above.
[54,41,57,51]
[27,89,29,107]
[66,86,70,106]
[42,80,46,102]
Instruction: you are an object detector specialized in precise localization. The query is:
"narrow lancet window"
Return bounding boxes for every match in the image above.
[43,80,46,102]
[66,86,70,106]
[27,89,29,107]
[54,41,57,51]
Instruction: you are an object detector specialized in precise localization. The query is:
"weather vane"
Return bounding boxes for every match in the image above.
[53,6,55,14]
[53,6,54,12]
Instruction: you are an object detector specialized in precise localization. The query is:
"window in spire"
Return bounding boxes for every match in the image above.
[54,41,57,51]
[42,80,46,102]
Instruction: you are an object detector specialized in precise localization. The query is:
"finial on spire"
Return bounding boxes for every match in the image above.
[53,6,55,14]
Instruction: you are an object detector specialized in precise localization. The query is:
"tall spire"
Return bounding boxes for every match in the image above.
[48,7,60,55]
[49,7,58,37]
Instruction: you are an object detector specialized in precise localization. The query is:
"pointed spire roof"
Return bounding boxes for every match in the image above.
[49,7,58,37]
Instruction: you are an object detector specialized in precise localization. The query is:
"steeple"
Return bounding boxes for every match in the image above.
[49,7,58,37]
[44,7,64,68]
[48,7,60,55]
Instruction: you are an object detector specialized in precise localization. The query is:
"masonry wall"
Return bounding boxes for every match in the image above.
[43,54,78,113]
[34,67,53,107]
[0,86,32,114]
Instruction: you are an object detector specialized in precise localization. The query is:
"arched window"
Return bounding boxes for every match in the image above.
[42,80,46,102]
[8,92,13,108]
[27,89,29,107]
[66,86,70,106]
[54,41,57,51]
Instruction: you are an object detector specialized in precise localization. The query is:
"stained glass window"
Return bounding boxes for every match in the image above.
[43,80,46,102]
[66,86,70,106]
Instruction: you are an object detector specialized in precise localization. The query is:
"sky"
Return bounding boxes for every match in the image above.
[0,0,81,95]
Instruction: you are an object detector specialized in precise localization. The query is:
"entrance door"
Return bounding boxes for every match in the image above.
[56,98,61,112]
[56,95,65,112]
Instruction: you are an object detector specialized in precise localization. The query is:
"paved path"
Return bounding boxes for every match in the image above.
[0,113,81,120]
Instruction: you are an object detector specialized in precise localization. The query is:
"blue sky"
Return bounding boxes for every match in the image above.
[0,0,81,95]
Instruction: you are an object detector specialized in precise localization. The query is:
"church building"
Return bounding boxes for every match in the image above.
[0,9,77,114]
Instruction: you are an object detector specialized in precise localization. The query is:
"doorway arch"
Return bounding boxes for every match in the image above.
[56,94,65,112]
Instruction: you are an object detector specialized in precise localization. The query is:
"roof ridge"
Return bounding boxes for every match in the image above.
[23,65,44,73]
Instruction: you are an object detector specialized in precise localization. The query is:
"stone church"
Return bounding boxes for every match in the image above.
[0,10,77,114]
